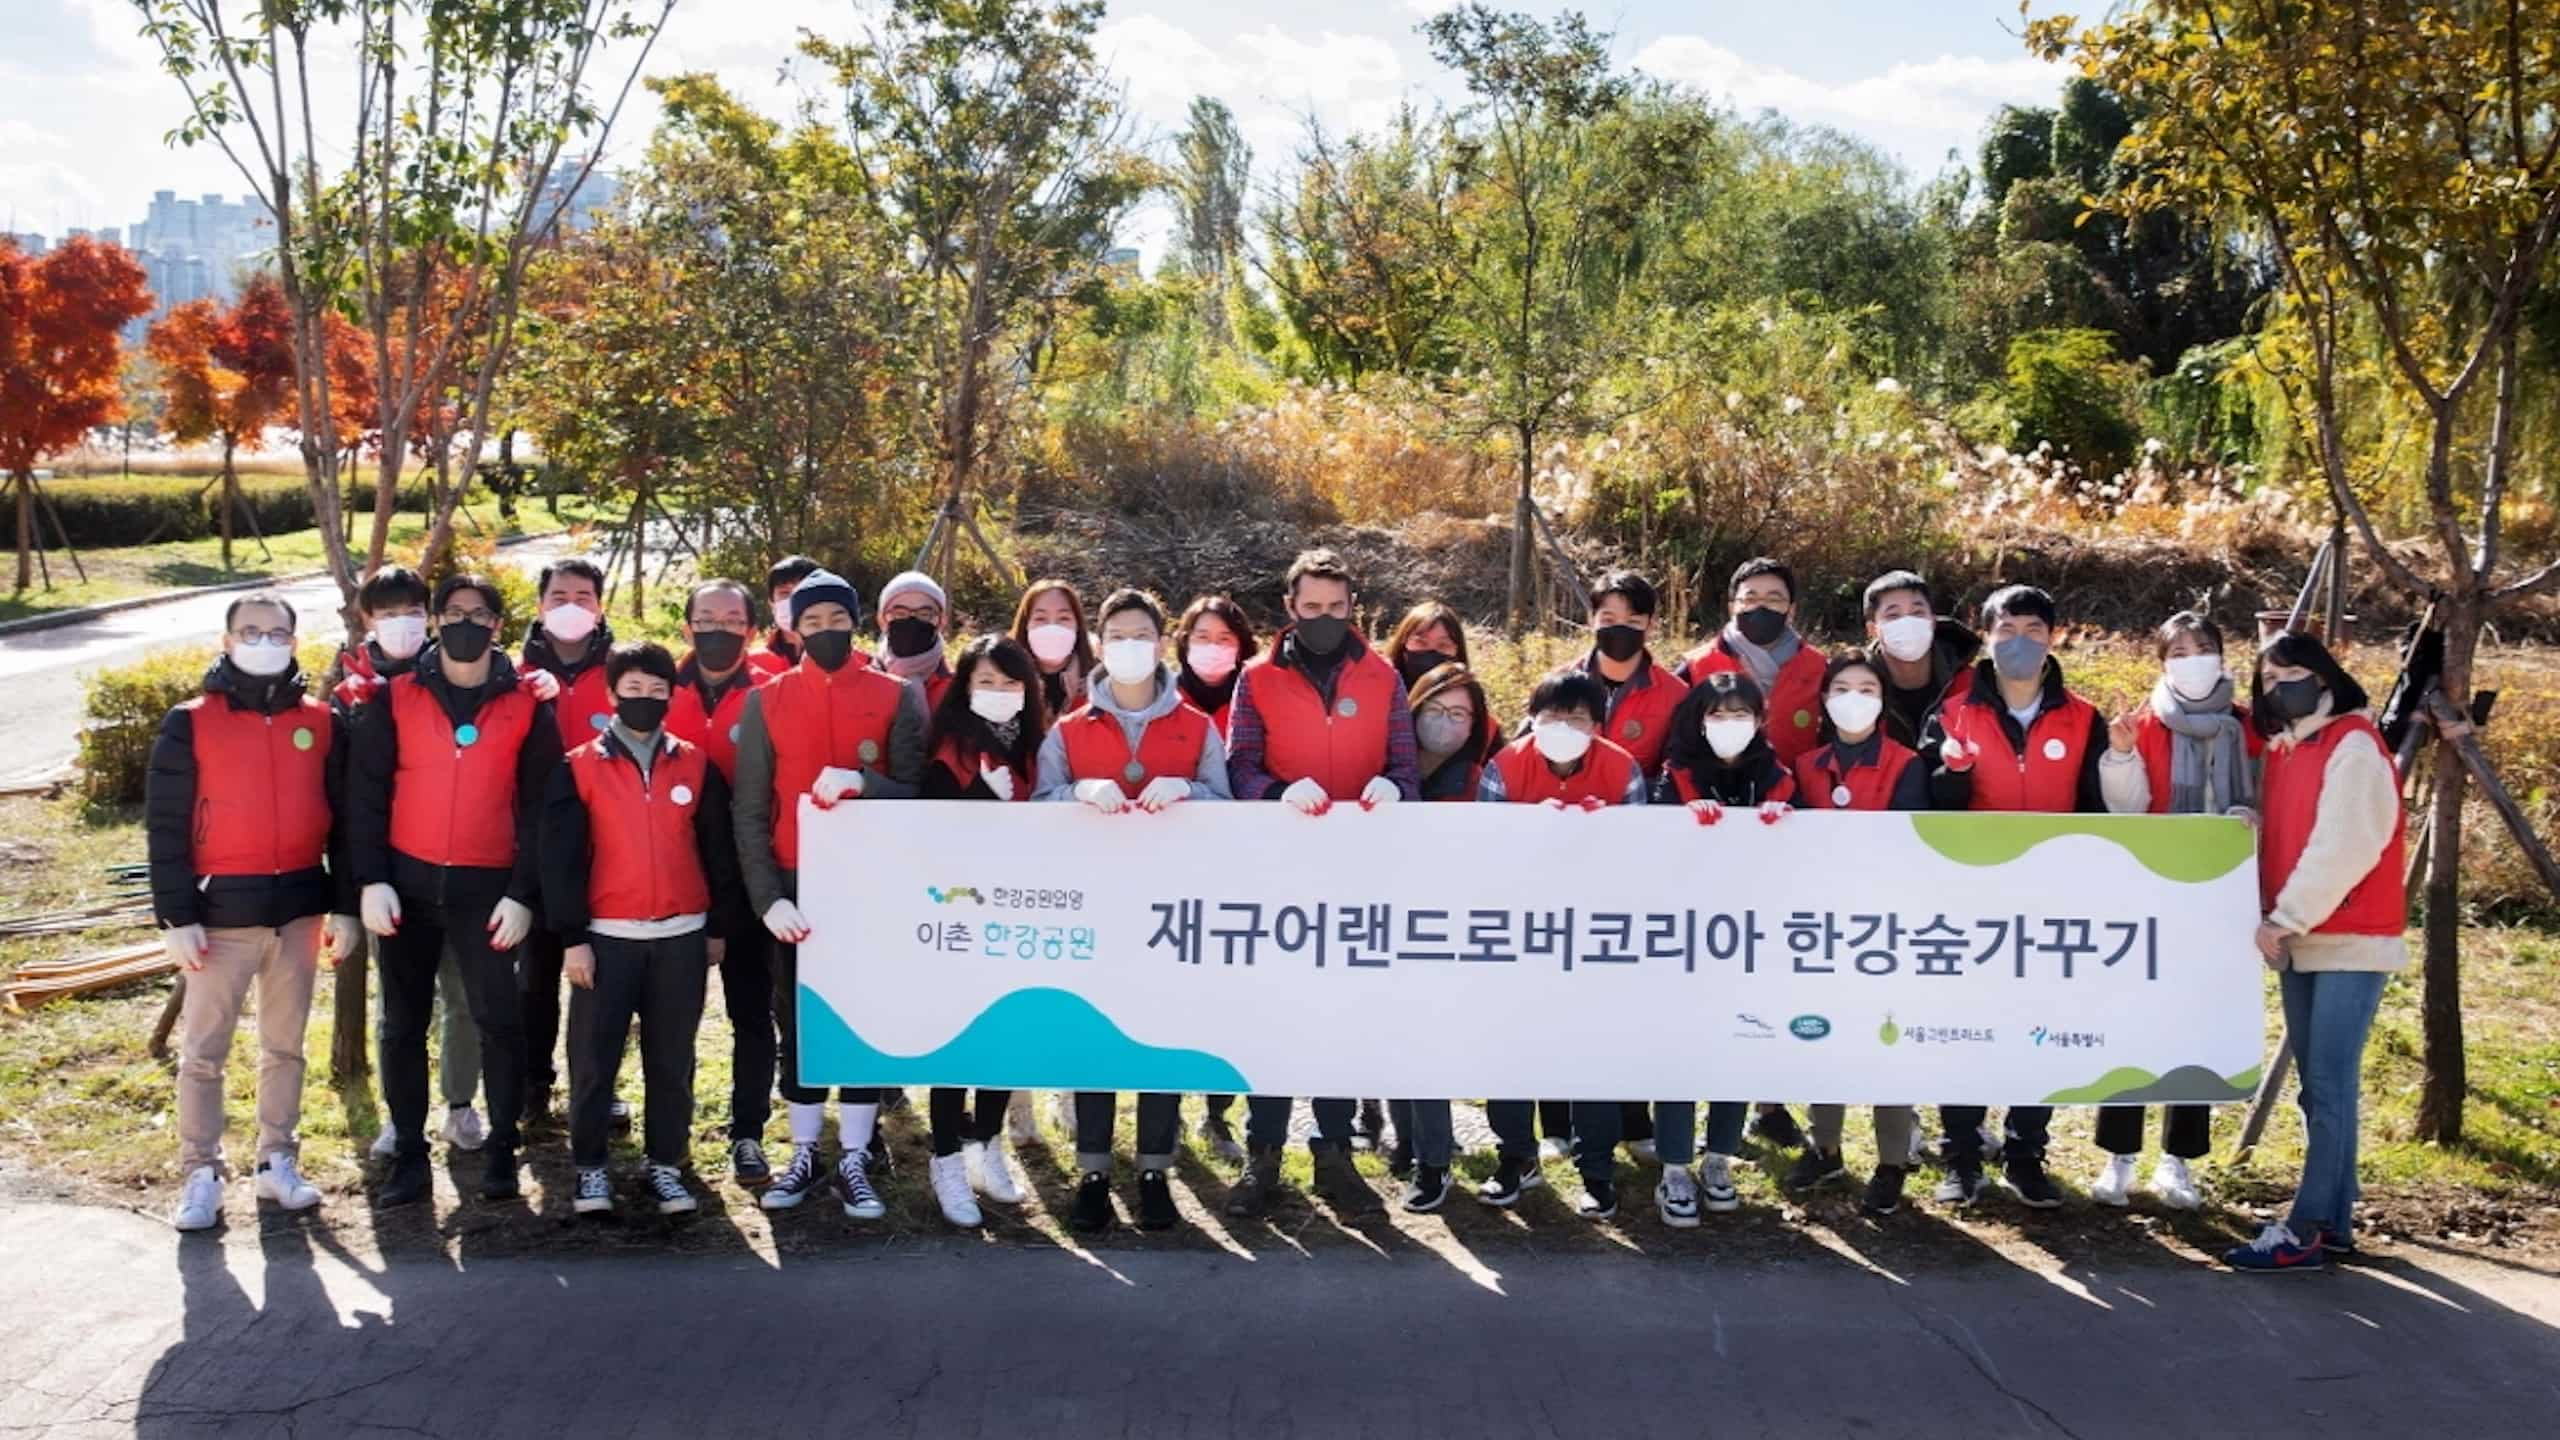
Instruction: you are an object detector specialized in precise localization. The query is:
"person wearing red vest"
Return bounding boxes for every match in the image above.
[515,556,616,1130]
[2090,611,2265,1214]
[1916,583,2105,1211]
[750,554,823,679]
[1221,548,1417,1222]
[1570,570,1690,773]
[730,567,927,1223]
[538,641,744,1220]
[149,592,341,1232]
[1860,569,1984,752]
[1171,593,1257,740]
[1029,589,1231,1233]
[657,577,780,1187]
[347,572,563,1210]
[875,569,954,710]
[1781,653,1929,1216]
[2225,632,2405,1273]
[1675,556,1829,765]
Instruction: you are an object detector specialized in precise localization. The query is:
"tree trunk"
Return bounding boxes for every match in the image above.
[2414,589,2480,1143]
[1505,433,1535,634]
[219,440,237,572]
[330,947,369,1084]
[13,471,30,592]
[630,473,648,621]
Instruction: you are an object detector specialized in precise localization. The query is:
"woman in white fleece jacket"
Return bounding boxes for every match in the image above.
[2224,632,2406,1274]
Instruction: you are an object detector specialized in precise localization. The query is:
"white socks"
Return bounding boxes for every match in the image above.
[838,1103,879,1154]
[789,1102,825,1149]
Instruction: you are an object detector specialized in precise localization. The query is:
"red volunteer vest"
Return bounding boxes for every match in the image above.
[185,694,333,876]
[1938,685,2098,813]
[1793,737,1919,812]
[568,735,711,922]
[2133,704,2264,815]
[931,734,1031,801]
[1245,643,1399,800]
[760,658,907,868]
[1490,733,1639,807]
[1589,655,1688,773]
[1679,642,1828,764]
[747,629,797,680]
[1057,701,1211,799]
[665,672,759,784]
[548,661,615,747]
[386,674,538,868]
[2259,714,2406,935]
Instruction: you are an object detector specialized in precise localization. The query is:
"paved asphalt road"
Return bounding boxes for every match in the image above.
[0,537,576,788]
[2,1193,2556,1438]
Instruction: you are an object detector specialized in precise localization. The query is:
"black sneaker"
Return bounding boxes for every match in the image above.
[1784,1146,1848,1192]
[1476,1154,1546,1207]
[730,1137,771,1185]
[2005,1153,2063,1210]
[1402,1164,1452,1214]
[1072,1171,1114,1234]
[1388,1137,1415,1181]
[1749,1105,1805,1150]
[573,1166,613,1215]
[478,1146,520,1201]
[1312,1142,1383,1215]
[378,1149,431,1208]
[1138,1169,1178,1230]
[1933,1161,1985,1207]
[1863,1164,1910,1216]
[1226,1148,1281,1218]
[760,1145,824,1211]
[1575,1178,1619,1220]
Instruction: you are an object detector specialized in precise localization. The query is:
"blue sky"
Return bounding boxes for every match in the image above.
[3,0,2066,262]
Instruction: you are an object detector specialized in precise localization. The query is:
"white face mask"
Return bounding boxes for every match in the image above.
[1027,622,1080,664]
[1703,716,1758,760]
[1102,638,1159,686]
[1532,719,1593,765]
[372,614,428,661]
[969,687,1026,725]
[1186,639,1239,683]
[2165,653,2225,702]
[1877,614,1935,663]
[231,637,294,678]
[542,603,599,644]
[1825,690,1884,737]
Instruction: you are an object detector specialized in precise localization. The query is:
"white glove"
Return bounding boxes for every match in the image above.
[521,668,561,702]
[1280,777,1330,814]
[1359,776,1400,808]
[811,766,865,806]
[486,897,533,951]
[360,883,403,937]
[1136,775,1190,812]
[978,761,1016,801]
[162,923,209,972]
[764,898,811,943]
[324,913,361,962]
[1074,778,1129,813]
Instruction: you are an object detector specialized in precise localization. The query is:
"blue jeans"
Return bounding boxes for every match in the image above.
[1387,1099,1454,1167]
[2280,968,2388,1242]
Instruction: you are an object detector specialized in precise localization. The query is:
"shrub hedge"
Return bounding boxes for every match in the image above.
[38,474,449,549]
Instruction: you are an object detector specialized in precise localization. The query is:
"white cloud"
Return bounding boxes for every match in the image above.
[1635,36,2061,172]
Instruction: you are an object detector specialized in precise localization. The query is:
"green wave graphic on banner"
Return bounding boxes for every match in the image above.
[797,984,1252,1091]
[1909,813,2253,884]
[2042,1064,2261,1104]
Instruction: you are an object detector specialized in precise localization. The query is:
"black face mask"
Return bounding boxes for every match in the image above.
[615,695,669,733]
[2269,676,2326,721]
[802,629,856,672]
[1594,623,1647,663]
[885,616,941,659]
[1734,606,1789,647]
[1295,614,1349,657]
[1398,650,1454,687]
[692,630,746,673]
[437,619,493,665]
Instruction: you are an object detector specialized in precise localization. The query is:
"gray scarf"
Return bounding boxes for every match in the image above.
[2149,675,2255,815]
[1719,623,1802,695]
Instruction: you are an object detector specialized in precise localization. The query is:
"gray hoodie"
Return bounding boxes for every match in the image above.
[1033,662,1232,801]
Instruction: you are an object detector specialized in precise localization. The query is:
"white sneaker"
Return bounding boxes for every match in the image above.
[172,1166,224,1231]
[967,1139,1023,1204]
[441,1105,488,1152]
[1537,1136,1573,1162]
[648,1163,697,1215]
[254,1152,321,1211]
[1627,1138,1659,1164]
[2091,1154,2137,1207]
[369,1125,399,1159]
[574,1166,613,1215]
[931,1151,982,1227]
[1699,1153,1740,1213]
[2150,1155,2202,1211]
[1655,1164,1701,1228]
[1006,1089,1038,1145]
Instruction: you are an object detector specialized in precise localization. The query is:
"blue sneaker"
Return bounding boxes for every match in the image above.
[2223,1222,2325,1273]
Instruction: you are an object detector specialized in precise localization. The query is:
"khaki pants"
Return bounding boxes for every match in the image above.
[176,917,323,1174]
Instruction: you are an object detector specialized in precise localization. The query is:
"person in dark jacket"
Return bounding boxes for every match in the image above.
[1861,569,1985,752]
[151,591,340,1232]
[539,641,743,1220]
[1916,583,2108,1210]
[516,556,613,1127]
[348,572,563,1209]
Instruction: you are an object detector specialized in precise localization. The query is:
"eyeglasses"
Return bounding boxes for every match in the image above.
[439,607,500,628]
[1419,704,1474,724]
[231,626,294,646]
[689,618,752,635]
[884,603,943,624]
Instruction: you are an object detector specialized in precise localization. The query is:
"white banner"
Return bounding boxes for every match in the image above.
[794,800,2267,1105]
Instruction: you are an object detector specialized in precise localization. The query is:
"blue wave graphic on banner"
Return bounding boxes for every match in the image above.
[796,985,1253,1092]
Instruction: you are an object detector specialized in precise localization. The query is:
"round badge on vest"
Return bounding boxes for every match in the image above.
[1793,709,1814,731]
[291,727,315,751]
[2042,737,2067,761]
[1623,720,1644,741]
[455,723,480,747]
[1123,760,1146,785]
[1336,697,1358,718]
[670,784,694,807]
[1831,784,1853,808]
[590,712,610,731]
[858,739,880,764]
[728,724,741,744]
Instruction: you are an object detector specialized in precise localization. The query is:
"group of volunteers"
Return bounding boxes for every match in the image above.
[147,540,2407,1273]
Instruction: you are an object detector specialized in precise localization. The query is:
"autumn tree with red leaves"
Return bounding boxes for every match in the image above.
[0,235,153,591]
[147,273,297,569]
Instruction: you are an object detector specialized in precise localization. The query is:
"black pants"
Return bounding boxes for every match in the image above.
[520,928,566,1106]
[1539,1099,1574,1140]
[2095,1104,2211,1159]
[1246,1095,1354,1152]
[1075,1092,1180,1170]
[1941,1104,2052,1164]
[928,1088,1011,1157]
[1205,1093,1235,1121]
[770,934,876,1108]
[719,932,776,1141]
[378,897,526,1158]
[569,934,709,1168]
